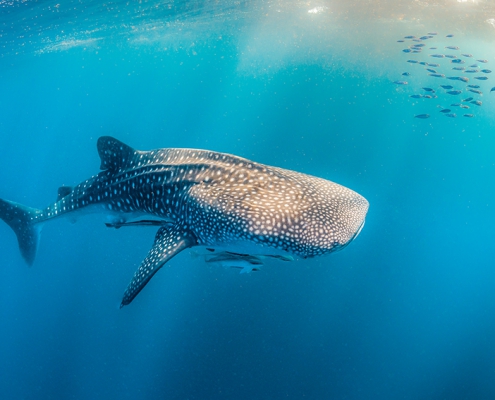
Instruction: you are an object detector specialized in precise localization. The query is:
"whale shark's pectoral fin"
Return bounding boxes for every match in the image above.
[120,223,197,307]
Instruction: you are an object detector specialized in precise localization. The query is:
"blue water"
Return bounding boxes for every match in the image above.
[2,1,495,399]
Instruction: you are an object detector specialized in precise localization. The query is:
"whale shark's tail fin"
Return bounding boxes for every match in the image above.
[0,198,43,265]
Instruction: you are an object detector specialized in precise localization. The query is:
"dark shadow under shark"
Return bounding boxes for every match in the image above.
[0,136,369,307]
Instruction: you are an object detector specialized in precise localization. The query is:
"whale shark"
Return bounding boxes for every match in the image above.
[0,136,369,307]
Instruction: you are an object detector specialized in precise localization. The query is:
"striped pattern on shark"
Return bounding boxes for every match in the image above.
[0,136,369,307]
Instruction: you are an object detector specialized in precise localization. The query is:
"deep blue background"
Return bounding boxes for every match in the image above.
[1,1,495,399]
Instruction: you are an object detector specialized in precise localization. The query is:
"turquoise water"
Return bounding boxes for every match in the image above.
[1,1,495,399]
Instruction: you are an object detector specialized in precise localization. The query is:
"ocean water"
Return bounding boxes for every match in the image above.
[1,1,495,399]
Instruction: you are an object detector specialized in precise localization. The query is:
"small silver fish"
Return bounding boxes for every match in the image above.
[445,113,457,117]
[430,54,445,58]
[474,76,488,81]
[445,46,459,50]
[426,68,437,73]
[423,95,433,99]
[477,59,488,63]
[429,73,445,78]
[404,35,416,39]
[410,94,423,99]
[394,81,408,85]
[422,87,435,92]
[452,67,465,71]
[463,114,474,118]
[450,103,461,107]
[451,59,464,64]
[469,64,479,68]
[440,85,454,89]
[397,40,405,43]
[402,72,411,76]
[428,32,438,35]
[403,49,412,53]
[470,100,482,106]
[481,69,492,73]
[447,90,462,95]
[461,54,473,57]
[430,47,437,50]
[467,84,480,88]
[446,34,454,37]
[407,60,418,63]
[468,89,482,95]
[491,87,495,92]
[428,63,440,67]
[439,109,451,113]
[414,114,430,119]
[458,77,469,83]
[445,55,457,59]
[460,104,470,109]
[465,69,479,73]
[462,97,474,102]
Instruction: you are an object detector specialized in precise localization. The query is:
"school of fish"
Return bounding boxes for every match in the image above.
[394,32,494,120]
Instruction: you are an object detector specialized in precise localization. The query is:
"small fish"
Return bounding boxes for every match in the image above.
[469,64,479,68]
[477,59,488,63]
[474,76,488,80]
[428,63,440,67]
[426,68,437,73]
[439,109,451,113]
[429,73,445,78]
[430,54,445,58]
[463,114,474,118]
[407,60,418,63]
[445,55,458,59]
[397,40,405,43]
[423,95,433,99]
[422,87,435,92]
[445,46,460,50]
[459,77,469,83]
[412,39,422,43]
[445,113,457,118]
[404,35,416,39]
[465,69,479,73]
[462,97,473,102]
[403,49,412,53]
[467,84,480,88]
[491,87,495,92]
[452,67,465,71]
[428,32,438,35]
[411,50,422,54]
[461,54,473,57]
[411,43,425,48]
[414,114,430,119]
[481,69,492,73]
[430,47,438,50]
[468,89,483,95]
[420,36,431,40]
[450,103,461,107]
[410,94,423,98]
[447,76,461,80]
[451,59,464,64]
[402,72,411,76]
[440,85,454,89]
[419,61,427,66]
[394,81,408,85]
[470,100,482,106]
[447,90,462,95]
[460,104,470,109]
[446,34,454,37]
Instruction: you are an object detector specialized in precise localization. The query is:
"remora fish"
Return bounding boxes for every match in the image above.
[0,137,369,307]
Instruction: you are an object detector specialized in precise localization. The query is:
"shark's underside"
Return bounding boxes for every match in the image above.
[0,136,369,307]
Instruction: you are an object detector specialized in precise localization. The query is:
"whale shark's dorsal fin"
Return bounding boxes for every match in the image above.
[97,136,138,172]
[120,223,197,307]
[57,186,73,201]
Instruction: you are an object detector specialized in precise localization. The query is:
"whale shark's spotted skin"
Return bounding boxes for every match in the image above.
[0,136,369,307]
